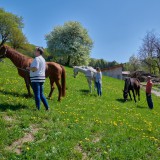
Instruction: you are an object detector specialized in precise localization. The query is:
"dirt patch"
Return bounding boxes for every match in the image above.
[92,137,101,143]
[6,125,39,154]
[3,115,14,122]
[75,144,88,160]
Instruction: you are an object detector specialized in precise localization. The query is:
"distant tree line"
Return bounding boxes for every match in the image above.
[88,58,119,69]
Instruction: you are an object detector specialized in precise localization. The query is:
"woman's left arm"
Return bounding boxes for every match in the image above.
[26,57,39,72]
[26,66,38,72]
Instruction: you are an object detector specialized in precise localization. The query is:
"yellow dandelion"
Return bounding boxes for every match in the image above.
[27,147,30,150]
[85,138,90,141]
[113,121,117,126]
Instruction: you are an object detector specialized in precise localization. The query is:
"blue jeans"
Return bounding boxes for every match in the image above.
[31,82,49,110]
[146,93,153,109]
[96,82,102,96]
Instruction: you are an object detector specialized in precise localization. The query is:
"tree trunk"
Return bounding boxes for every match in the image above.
[66,55,71,66]
[0,39,6,47]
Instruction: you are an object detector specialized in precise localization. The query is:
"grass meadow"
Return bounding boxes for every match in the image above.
[0,59,160,160]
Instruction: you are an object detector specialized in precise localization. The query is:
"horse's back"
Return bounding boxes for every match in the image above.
[130,78,140,89]
[46,62,62,79]
[46,61,61,68]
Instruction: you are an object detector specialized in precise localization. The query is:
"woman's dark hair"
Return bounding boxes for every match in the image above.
[36,47,44,55]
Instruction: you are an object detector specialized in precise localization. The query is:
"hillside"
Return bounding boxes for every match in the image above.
[0,59,160,159]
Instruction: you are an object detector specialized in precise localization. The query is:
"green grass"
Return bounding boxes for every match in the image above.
[0,59,160,160]
[153,84,160,92]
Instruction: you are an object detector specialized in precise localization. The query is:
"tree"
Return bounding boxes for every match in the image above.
[45,21,93,66]
[0,8,25,47]
[128,54,140,71]
[10,29,27,49]
[139,31,160,75]
[153,39,160,74]
[139,31,157,73]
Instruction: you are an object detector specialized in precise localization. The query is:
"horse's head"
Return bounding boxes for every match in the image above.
[123,90,128,101]
[73,66,78,78]
[0,45,7,60]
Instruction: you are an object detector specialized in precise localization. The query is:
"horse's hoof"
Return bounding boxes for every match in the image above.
[58,98,61,102]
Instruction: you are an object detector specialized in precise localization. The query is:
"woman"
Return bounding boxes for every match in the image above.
[95,67,102,96]
[27,47,49,110]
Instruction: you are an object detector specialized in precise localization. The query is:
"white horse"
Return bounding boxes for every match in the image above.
[73,66,97,92]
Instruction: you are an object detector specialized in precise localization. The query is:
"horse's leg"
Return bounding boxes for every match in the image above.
[138,88,140,101]
[132,89,136,103]
[24,78,32,97]
[93,79,96,90]
[48,77,55,99]
[87,78,92,93]
[128,90,132,100]
[55,80,62,101]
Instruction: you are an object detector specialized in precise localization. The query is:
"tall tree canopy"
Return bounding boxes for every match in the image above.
[0,8,26,48]
[139,31,160,74]
[46,21,93,66]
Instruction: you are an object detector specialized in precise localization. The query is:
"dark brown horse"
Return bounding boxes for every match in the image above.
[123,78,140,103]
[0,45,66,101]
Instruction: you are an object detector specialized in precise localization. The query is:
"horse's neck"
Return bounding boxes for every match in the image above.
[124,79,130,91]
[77,68,86,74]
[6,49,26,67]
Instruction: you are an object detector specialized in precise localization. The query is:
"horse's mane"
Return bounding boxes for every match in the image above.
[3,45,33,68]
[5,46,32,60]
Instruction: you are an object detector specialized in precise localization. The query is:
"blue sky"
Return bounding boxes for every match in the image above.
[1,0,160,63]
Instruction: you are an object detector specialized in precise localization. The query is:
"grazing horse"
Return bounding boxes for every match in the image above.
[0,45,66,101]
[73,66,97,92]
[123,78,140,103]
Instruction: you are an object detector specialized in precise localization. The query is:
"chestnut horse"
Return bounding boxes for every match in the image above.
[0,45,66,101]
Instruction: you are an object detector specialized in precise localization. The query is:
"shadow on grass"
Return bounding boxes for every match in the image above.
[0,103,28,111]
[136,105,147,109]
[116,98,125,103]
[79,89,90,93]
[0,89,32,98]
[79,89,90,95]
[117,98,135,103]
[79,89,97,97]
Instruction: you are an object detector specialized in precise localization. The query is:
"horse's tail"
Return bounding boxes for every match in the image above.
[135,78,140,97]
[61,65,66,97]
[136,78,141,88]
[136,78,140,83]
